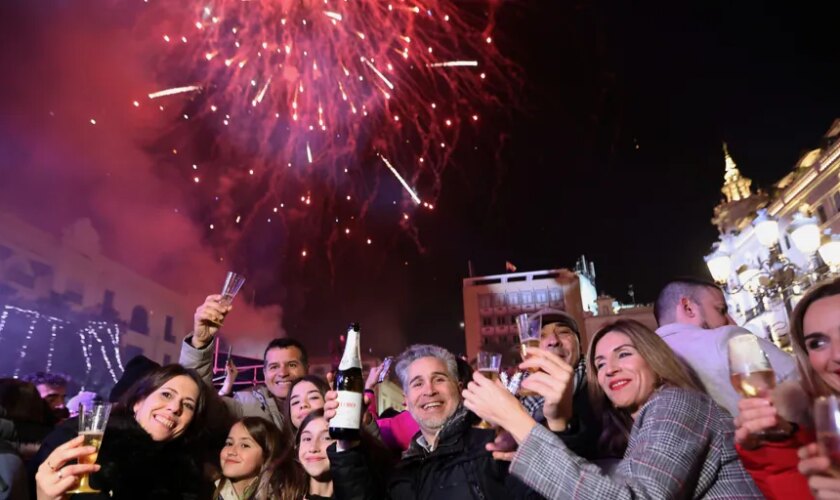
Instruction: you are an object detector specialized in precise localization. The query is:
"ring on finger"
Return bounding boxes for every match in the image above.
[57,470,64,480]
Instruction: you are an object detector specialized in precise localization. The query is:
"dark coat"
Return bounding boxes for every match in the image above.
[32,411,212,499]
[329,405,537,500]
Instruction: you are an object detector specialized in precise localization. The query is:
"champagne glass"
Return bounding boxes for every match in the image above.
[728,334,775,398]
[475,351,502,429]
[205,272,246,327]
[727,334,786,439]
[515,313,541,397]
[67,402,112,494]
[815,395,840,477]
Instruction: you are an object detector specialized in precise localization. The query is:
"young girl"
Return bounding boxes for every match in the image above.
[285,376,330,430]
[214,417,304,500]
[296,410,334,499]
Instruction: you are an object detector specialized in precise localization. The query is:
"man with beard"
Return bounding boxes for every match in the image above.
[654,277,797,416]
[179,294,308,428]
[519,309,600,460]
[325,344,537,499]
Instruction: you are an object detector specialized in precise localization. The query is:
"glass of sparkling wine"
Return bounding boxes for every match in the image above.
[515,313,541,397]
[727,334,785,439]
[475,351,503,429]
[206,272,246,327]
[815,395,840,477]
[67,402,112,494]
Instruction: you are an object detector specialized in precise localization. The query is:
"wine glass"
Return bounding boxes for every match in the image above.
[205,272,246,327]
[815,395,840,477]
[728,334,775,398]
[727,334,786,439]
[67,402,112,494]
[515,313,541,397]
[475,351,502,429]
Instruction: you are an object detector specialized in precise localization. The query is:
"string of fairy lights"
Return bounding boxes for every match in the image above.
[0,304,125,389]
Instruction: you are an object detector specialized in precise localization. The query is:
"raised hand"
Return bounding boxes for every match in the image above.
[36,435,100,500]
[733,397,794,449]
[518,347,575,431]
[191,295,231,348]
[463,371,536,445]
[218,358,239,397]
[798,443,840,497]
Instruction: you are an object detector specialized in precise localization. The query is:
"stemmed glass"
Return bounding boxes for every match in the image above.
[67,402,112,494]
[475,351,502,429]
[815,396,840,477]
[727,334,786,439]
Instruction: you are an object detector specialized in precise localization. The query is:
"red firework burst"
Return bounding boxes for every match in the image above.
[141,0,517,254]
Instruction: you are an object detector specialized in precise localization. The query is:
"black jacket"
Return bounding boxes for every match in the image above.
[32,411,212,499]
[329,405,537,500]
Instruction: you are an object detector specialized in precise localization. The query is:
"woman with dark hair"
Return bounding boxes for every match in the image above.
[464,319,762,498]
[285,376,330,430]
[33,364,213,499]
[296,410,334,499]
[0,379,55,500]
[735,277,840,498]
[214,416,304,500]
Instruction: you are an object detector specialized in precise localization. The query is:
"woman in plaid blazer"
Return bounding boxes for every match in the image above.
[463,319,763,499]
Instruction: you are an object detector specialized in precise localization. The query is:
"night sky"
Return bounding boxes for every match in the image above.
[1,1,839,359]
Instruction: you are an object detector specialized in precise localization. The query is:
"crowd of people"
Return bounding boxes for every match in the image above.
[1,275,839,499]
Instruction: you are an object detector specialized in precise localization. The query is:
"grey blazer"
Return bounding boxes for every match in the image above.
[510,386,763,499]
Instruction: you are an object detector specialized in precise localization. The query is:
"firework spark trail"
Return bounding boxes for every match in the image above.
[380,155,421,205]
[148,85,202,99]
[143,0,518,256]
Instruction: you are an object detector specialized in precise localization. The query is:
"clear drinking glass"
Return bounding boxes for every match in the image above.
[727,334,786,440]
[728,334,775,398]
[67,402,112,494]
[815,395,840,477]
[205,272,246,327]
[515,313,541,397]
[475,351,502,429]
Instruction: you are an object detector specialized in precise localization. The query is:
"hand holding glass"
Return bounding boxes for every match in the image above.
[205,272,245,327]
[815,395,840,478]
[67,402,112,494]
[728,335,787,440]
[475,351,502,429]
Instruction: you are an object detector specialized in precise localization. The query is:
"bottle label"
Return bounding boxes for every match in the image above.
[332,390,363,429]
[338,330,362,370]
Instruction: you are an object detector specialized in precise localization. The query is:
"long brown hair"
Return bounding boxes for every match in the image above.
[586,319,702,455]
[214,417,306,500]
[283,375,330,430]
[789,277,840,400]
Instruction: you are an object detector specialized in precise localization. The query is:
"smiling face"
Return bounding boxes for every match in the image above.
[220,422,265,482]
[803,295,840,394]
[539,323,580,366]
[289,381,325,429]
[594,331,658,418]
[298,416,333,479]
[263,347,307,400]
[404,356,460,437]
[132,375,199,441]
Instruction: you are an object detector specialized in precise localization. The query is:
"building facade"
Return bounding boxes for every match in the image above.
[0,212,191,391]
[706,120,840,344]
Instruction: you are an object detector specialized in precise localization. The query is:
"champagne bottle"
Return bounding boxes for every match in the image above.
[329,323,364,440]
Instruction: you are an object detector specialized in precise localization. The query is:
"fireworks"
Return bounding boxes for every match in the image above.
[142,0,517,255]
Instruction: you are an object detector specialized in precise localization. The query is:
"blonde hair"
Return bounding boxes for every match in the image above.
[586,319,702,455]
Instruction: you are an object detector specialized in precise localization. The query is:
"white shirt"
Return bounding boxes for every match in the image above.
[655,323,798,416]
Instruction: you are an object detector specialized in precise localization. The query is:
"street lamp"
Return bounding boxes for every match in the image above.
[789,213,822,256]
[753,209,780,248]
[704,248,732,285]
[819,233,840,272]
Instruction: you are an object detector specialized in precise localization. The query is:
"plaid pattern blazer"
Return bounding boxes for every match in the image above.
[510,386,763,499]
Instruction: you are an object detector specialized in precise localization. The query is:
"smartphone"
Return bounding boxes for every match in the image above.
[377,356,394,384]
